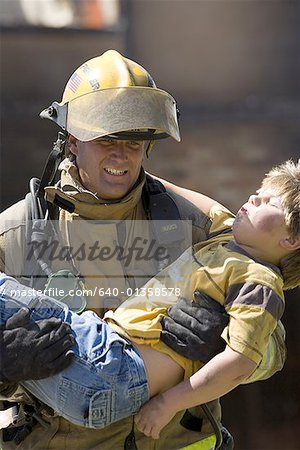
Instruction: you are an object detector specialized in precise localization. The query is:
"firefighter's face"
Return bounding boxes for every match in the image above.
[69,136,145,200]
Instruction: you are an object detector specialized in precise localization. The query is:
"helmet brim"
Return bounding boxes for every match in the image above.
[64,87,180,142]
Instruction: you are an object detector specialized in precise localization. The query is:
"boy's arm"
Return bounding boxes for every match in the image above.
[135,345,256,439]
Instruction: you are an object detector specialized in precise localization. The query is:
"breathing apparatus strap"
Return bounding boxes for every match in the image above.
[22,131,67,288]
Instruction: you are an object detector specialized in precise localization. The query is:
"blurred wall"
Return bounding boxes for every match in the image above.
[129,0,300,105]
[1,1,300,449]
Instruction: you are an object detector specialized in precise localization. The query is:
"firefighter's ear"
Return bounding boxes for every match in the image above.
[68,135,79,156]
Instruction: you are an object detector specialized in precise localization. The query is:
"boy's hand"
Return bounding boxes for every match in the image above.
[134,394,176,440]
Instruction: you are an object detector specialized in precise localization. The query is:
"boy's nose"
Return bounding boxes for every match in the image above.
[248,194,263,206]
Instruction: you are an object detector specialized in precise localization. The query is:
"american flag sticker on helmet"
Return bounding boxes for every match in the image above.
[68,73,82,93]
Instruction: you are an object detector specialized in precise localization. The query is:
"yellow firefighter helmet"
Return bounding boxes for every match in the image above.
[40,50,180,144]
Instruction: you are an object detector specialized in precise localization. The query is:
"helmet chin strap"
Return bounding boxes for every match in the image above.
[146,141,155,158]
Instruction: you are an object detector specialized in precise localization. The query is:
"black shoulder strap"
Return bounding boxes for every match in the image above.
[142,174,185,245]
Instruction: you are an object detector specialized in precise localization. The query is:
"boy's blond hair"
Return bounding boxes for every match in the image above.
[261,160,300,290]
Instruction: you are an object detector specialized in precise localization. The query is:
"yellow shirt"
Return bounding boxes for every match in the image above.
[105,204,285,377]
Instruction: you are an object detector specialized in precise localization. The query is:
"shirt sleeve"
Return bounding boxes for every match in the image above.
[221,282,285,365]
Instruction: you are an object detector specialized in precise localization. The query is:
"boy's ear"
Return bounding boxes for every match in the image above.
[280,235,300,251]
[68,135,78,156]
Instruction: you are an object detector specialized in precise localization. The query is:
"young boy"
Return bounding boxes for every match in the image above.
[0,160,299,439]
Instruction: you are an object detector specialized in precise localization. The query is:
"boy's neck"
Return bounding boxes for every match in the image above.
[233,240,281,267]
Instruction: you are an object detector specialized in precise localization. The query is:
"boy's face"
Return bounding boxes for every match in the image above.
[233,190,290,259]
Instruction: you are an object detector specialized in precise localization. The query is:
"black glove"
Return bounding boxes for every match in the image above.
[160,291,229,363]
[0,308,75,383]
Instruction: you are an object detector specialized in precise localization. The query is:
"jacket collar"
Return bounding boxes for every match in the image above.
[45,158,146,220]
[226,240,282,277]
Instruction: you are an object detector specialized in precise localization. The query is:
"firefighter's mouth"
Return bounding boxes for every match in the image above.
[104,168,128,176]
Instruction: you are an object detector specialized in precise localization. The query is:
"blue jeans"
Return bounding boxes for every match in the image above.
[0,274,149,428]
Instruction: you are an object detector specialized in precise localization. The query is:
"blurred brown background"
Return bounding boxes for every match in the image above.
[1,1,299,449]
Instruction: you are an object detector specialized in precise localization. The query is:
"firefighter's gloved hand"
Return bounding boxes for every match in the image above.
[0,308,75,383]
[160,291,229,363]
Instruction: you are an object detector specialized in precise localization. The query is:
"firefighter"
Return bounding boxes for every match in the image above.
[0,50,286,450]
